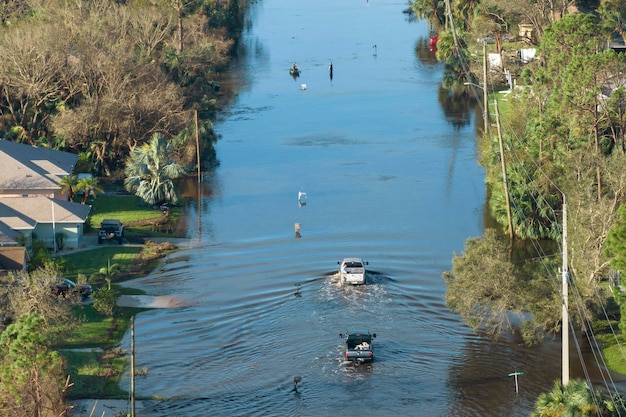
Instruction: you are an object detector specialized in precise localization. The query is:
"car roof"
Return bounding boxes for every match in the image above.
[341,258,363,263]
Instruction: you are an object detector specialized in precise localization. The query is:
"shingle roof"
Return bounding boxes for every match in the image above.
[0,246,26,271]
[0,197,90,230]
[0,140,78,191]
[0,222,21,245]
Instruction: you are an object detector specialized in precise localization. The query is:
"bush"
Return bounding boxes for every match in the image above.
[92,287,120,317]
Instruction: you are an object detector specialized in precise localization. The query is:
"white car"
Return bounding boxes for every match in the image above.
[338,258,368,285]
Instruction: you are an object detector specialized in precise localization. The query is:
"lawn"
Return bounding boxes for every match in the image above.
[87,195,164,230]
[61,349,129,399]
[62,247,142,280]
[87,195,183,238]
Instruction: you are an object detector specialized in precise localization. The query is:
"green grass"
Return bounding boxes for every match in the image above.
[60,305,147,348]
[87,195,163,230]
[602,340,626,375]
[61,349,129,399]
[57,304,150,398]
[87,195,183,238]
[62,247,143,279]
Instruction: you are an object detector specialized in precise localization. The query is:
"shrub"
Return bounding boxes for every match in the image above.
[92,287,120,317]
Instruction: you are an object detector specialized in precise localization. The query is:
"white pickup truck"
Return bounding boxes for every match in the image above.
[340,331,376,363]
[338,258,368,285]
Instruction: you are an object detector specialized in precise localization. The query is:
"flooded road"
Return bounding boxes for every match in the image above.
[118,1,625,415]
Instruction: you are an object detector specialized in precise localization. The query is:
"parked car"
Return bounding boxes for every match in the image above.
[98,219,124,244]
[52,278,93,300]
[340,331,376,363]
[338,258,368,285]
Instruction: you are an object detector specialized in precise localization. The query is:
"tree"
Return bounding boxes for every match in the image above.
[604,202,626,274]
[58,175,77,202]
[75,175,103,204]
[532,379,626,416]
[124,133,188,205]
[598,0,626,43]
[443,228,522,339]
[0,313,70,417]
[4,263,79,333]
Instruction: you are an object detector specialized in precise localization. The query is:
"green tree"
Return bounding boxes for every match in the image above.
[443,228,522,339]
[75,175,103,204]
[58,175,77,202]
[411,0,446,29]
[532,379,626,416]
[93,287,120,317]
[598,0,626,42]
[604,203,626,273]
[124,133,188,205]
[0,313,69,417]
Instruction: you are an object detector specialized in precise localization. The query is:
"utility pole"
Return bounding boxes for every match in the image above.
[494,100,513,240]
[131,316,135,417]
[195,109,200,183]
[562,197,569,386]
[482,41,489,133]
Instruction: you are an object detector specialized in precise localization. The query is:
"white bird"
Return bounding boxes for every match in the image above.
[301,83,307,90]
[298,191,307,206]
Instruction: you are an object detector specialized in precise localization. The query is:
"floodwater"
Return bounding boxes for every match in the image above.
[118,1,626,416]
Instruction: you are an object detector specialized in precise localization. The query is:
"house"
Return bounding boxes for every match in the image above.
[0,197,91,250]
[0,140,91,255]
[0,139,78,199]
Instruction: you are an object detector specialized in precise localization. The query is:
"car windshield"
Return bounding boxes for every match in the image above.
[345,262,363,268]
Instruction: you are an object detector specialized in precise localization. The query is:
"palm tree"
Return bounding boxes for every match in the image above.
[124,133,188,205]
[76,176,104,204]
[58,175,77,202]
[532,379,626,416]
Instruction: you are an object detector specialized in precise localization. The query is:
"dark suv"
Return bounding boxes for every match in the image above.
[98,219,124,244]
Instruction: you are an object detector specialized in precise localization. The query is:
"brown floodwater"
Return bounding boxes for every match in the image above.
[117,1,626,415]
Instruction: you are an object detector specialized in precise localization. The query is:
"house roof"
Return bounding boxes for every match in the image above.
[0,140,78,191]
[0,222,21,245]
[0,197,91,230]
[0,246,27,272]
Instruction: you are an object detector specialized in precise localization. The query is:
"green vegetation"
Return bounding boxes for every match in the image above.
[0,313,69,416]
[87,194,183,238]
[54,240,177,400]
[62,247,142,279]
[124,133,188,205]
[51,187,181,400]
[0,0,244,180]
[532,379,626,416]
[87,195,165,229]
[62,349,129,399]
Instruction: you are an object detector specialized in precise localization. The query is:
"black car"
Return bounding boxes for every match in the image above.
[52,278,93,300]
